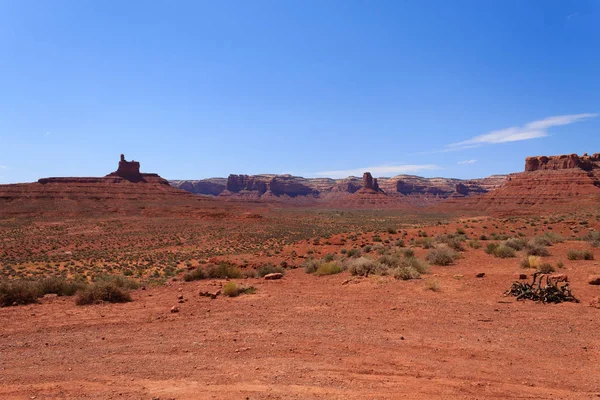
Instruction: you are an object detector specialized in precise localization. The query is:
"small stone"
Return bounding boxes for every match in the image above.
[516,273,528,280]
[170,306,179,313]
[590,297,600,309]
[264,273,283,280]
[475,272,485,278]
[588,275,600,285]
[177,294,184,300]
[549,273,568,282]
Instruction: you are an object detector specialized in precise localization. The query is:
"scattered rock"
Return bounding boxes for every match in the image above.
[549,273,568,283]
[475,272,485,278]
[177,294,184,300]
[264,272,283,280]
[588,275,600,285]
[516,273,528,280]
[590,297,600,309]
[200,290,221,299]
[170,306,179,313]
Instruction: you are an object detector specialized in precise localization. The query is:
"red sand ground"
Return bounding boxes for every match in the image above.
[1,238,599,399]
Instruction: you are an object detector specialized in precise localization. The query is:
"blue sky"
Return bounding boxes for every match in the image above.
[1,0,599,183]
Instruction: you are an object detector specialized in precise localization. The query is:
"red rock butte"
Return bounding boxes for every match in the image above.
[0,155,198,218]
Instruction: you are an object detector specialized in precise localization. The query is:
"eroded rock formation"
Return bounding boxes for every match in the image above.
[525,153,600,172]
[173,172,506,205]
[444,152,600,214]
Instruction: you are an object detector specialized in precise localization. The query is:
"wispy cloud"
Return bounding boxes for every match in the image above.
[316,164,441,179]
[447,113,597,151]
[457,159,477,165]
[0,165,8,169]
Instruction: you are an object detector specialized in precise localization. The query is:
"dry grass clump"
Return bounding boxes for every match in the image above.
[537,263,555,274]
[505,238,527,251]
[520,255,542,269]
[346,257,385,276]
[314,262,343,276]
[525,243,550,257]
[206,263,242,279]
[0,280,41,306]
[425,279,441,292]
[75,281,132,305]
[256,264,285,277]
[222,282,256,297]
[345,253,429,280]
[426,246,459,266]
[492,244,516,258]
[566,249,594,260]
[183,267,206,282]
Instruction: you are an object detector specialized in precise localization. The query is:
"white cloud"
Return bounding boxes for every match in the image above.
[316,164,441,179]
[0,165,7,169]
[457,159,477,165]
[447,113,597,150]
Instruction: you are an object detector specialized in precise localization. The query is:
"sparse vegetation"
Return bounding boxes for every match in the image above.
[426,246,459,266]
[566,249,594,260]
[222,282,256,297]
[314,262,343,276]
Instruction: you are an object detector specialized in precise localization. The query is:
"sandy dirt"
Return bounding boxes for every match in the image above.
[2,240,600,399]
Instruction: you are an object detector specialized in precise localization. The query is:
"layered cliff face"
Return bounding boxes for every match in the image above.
[171,172,507,205]
[0,155,196,218]
[525,153,600,172]
[444,152,600,214]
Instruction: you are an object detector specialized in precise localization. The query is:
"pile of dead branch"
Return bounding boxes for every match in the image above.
[505,272,579,304]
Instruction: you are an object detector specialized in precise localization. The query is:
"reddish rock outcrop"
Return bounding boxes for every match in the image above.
[173,172,505,205]
[106,154,144,182]
[525,153,600,172]
[0,155,197,218]
[169,178,227,196]
[360,172,383,193]
[444,152,600,214]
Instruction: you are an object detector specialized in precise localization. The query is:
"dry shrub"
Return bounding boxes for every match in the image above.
[0,280,40,307]
[222,282,256,297]
[76,281,132,305]
[426,246,458,266]
[314,262,343,276]
[256,264,285,277]
[566,249,594,260]
[493,245,516,258]
[183,267,206,281]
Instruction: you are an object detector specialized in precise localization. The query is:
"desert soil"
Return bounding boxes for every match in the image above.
[2,240,600,400]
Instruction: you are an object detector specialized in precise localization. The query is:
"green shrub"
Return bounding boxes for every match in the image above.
[39,277,85,296]
[468,239,481,249]
[222,282,256,297]
[493,245,516,258]
[346,257,381,276]
[426,246,458,266]
[485,242,499,255]
[526,244,550,257]
[401,257,429,274]
[346,248,361,258]
[256,264,285,277]
[76,281,132,305]
[537,263,555,274]
[0,280,40,307]
[206,263,242,279]
[504,238,526,251]
[183,267,206,282]
[403,248,415,258]
[314,262,343,276]
[566,249,594,260]
[302,259,319,274]
[322,253,336,263]
[393,266,420,280]
[416,238,435,249]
